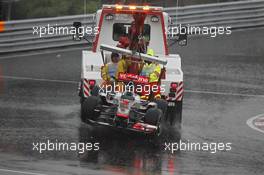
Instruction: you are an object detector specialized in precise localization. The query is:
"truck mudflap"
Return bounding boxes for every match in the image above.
[83,79,91,97]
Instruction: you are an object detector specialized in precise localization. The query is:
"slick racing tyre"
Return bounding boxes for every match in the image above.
[145,108,162,125]
[81,96,101,122]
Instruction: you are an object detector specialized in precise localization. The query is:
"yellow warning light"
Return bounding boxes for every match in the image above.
[143,6,150,10]
[116,5,123,10]
[129,6,136,10]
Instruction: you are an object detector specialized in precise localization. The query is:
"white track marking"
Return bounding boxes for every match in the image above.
[247,113,264,134]
[185,89,264,98]
[1,75,78,84]
[0,168,47,175]
[1,75,264,98]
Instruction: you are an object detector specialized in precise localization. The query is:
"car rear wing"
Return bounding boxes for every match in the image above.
[100,44,167,65]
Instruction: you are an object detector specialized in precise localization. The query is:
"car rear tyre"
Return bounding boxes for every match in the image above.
[145,108,163,137]
[145,108,162,125]
[81,96,101,122]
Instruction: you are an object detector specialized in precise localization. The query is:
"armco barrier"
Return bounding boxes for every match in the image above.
[0,0,264,54]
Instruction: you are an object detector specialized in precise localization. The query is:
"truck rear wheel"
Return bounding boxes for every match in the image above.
[154,99,168,118]
[79,80,100,104]
[166,101,182,126]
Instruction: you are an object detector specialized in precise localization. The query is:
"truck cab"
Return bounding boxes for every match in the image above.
[93,5,168,55]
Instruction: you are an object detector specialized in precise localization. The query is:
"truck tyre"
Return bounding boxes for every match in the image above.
[81,96,100,122]
[79,82,100,104]
[154,99,168,118]
[90,85,100,96]
[79,81,85,104]
[166,101,182,126]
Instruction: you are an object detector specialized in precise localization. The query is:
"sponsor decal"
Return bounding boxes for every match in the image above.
[118,73,149,84]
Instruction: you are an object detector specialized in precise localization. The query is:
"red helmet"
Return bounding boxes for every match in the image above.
[117,36,130,48]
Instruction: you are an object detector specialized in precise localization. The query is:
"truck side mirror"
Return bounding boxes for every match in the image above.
[178,33,187,46]
[167,26,188,47]
[178,27,188,46]
[73,22,82,41]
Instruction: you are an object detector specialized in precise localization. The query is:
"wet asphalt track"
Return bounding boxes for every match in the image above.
[0,28,264,175]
